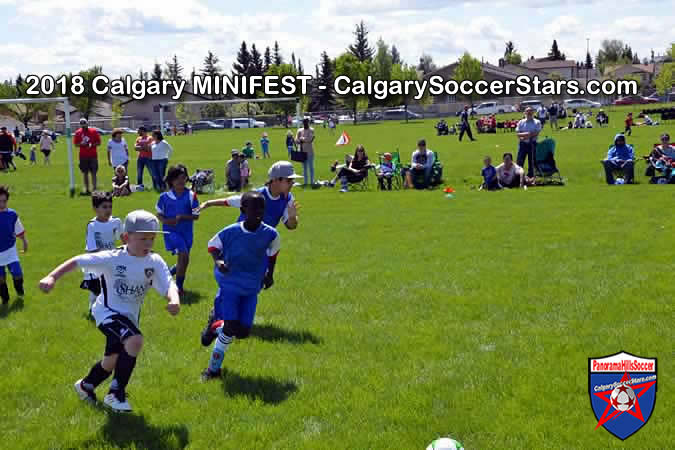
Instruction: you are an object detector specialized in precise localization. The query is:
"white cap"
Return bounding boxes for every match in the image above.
[268,161,303,179]
[79,118,88,126]
[123,210,166,234]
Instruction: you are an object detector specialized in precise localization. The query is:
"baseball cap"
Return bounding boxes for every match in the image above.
[231,149,240,155]
[123,210,166,234]
[384,152,392,160]
[79,118,88,126]
[268,161,302,179]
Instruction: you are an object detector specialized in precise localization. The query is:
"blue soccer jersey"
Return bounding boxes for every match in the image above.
[208,222,280,291]
[156,189,199,236]
[0,209,24,253]
[227,186,293,228]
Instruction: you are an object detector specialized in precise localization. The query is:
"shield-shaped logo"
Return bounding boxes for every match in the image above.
[589,351,657,440]
[144,268,154,279]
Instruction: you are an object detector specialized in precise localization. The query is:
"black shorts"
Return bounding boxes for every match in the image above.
[98,314,142,356]
[41,149,51,157]
[1,153,12,164]
[79,157,99,174]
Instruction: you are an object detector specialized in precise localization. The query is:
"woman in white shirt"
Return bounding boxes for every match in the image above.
[39,130,55,165]
[150,130,173,191]
[107,129,129,172]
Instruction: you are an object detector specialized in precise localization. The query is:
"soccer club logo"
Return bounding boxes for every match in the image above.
[144,268,154,279]
[589,351,657,440]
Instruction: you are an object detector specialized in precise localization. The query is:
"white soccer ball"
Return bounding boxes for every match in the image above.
[610,383,636,412]
[426,437,464,450]
[614,178,625,185]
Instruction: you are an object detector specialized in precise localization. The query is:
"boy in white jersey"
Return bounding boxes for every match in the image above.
[81,192,122,314]
[39,210,180,412]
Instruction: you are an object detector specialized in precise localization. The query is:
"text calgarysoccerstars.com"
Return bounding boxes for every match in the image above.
[23,74,638,101]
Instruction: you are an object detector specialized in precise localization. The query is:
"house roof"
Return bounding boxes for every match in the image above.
[120,90,209,106]
[523,59,577,69]
[426,61,524,81]
[501,64,551,78]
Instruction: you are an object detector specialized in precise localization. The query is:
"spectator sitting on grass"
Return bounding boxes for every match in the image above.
[602,133,634,185]
[226,150,242,192]
[112,165,131,197]
[596,109,608,127]
[495,153,525,189]
[480,156,499,191]
[241,141,255,159]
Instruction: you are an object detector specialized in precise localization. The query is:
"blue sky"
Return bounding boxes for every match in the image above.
[0,0,672,81]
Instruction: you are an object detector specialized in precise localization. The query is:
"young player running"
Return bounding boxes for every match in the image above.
[81,192,121,313]
[201,191,280,380]
[0,186,27,304]
[39,210,180,412]
[156,164,199,297]
[198,161,300,345]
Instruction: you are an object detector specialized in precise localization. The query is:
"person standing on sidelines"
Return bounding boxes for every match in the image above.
[296,119,316,185]
[0,127,17,171]
[516,107,541,178]
[73,118,101,195]
[458,105,475,142]
[39,130,55,165]
[107,129,129,173]
[150,130,172,192]
[134,127,152,189]
[548,102,559,130]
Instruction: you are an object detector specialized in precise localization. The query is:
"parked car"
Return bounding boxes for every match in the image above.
[383,108,421,120]
[613,95,659,105]
[564,99,601,109]
[191,121,224,130]
[469,101,516,115]
[213,119,232,129]
[230,118,266,128]
[92,127,112,135]
[517,100,544,111]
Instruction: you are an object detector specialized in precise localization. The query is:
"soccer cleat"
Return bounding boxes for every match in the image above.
[103,391,132,412]
[201,308,223,347]
[201,368,221,382]
[74,379,97,403]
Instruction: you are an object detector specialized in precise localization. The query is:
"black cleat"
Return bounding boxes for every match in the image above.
[200,308,222,347]
[201,368,221,382]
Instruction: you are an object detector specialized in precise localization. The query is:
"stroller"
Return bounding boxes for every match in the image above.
[190,168,216,194]
[534,138,564,185]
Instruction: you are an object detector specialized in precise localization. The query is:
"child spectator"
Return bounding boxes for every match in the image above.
[14,145,27,161]
[260,132,270,159]
[0,185,27,304]
[81,192,121,313]
[112,165,131,197]
[624,112,634,136]
[241,141,255,159]
[240,155,251,188]
[377,152,395,190]
[107,129,129,172]
[226,150,242,192]
[39,210,179,412]
[480,156,499,190]
[29,145,36,165]
[285,130,295,158]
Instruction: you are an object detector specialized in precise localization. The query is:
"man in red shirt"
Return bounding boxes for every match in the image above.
[0,126,18,172]
[73,118,101,195]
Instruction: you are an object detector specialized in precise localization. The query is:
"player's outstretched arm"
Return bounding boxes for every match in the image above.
[166,283,180,315]
[39,257,79,293]
[198,198,231,211]
[20,236,28,253]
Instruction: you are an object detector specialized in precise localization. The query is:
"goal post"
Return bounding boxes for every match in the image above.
[0,96,76,197]
[158,97,301,128]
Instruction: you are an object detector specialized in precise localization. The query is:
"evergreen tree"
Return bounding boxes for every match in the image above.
[315,51,335,110]
[417,53,437,75]
[291,52,297,71]
[201,51,222,77]
[297,58,304,75]
[232,41,252,76]
[151,63,163,80]
[164,54,184,80]
[264,46,272,72]
[632,53,640,64]
[273,41,283,65]
[348,20,374,62]
[250,44,264,76]
[548,40,564,60]
[391,45,402,65]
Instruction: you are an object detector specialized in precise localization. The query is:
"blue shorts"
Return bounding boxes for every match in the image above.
[164,231,192,255]
[0,261,22,278]
[214,281,258,328]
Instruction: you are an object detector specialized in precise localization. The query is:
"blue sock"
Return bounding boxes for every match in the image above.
[169,265,177,276]
[208,331,233,373]
[176,276,185,290]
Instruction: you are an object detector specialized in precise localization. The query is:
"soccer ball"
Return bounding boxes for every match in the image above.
[610,383,636,412]
[426,437,464,450]
[614,178,625,185]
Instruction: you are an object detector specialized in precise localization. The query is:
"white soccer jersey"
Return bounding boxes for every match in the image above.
[76,247,175,328]
[85,217,122,252]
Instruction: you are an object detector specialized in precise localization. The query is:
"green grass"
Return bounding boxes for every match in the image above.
[0,105,673,449]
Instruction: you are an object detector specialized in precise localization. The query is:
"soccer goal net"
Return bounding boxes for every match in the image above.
[158,97,301,129]
[0,97,76,196]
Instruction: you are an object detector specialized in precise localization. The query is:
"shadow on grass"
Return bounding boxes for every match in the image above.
[0,297,24,319]
[78,412,189,450]
[179,290,204,305]
[251,323,323,345]
[222,370,298,405]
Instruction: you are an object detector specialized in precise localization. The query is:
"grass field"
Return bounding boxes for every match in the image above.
[0,105,673,449]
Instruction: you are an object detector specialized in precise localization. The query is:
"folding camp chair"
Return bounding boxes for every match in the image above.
[534,137,564,185]
[601,144,639,184]
[403,151,443,189]
[190,168,216,194]
[644,143,675,183]
[376,151,404,190]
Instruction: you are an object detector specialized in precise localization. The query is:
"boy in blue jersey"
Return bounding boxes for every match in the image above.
[0,185,28,304]
[260,132,270,158]
[156,165,200,297]
[201,191,280,380]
